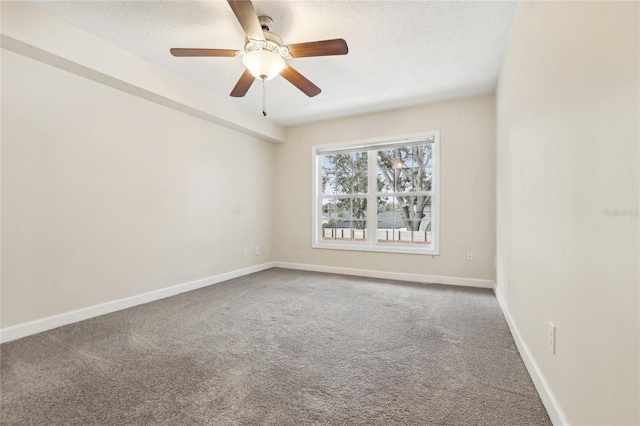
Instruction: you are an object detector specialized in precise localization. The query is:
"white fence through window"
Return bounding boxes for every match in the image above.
[322,228,432,245]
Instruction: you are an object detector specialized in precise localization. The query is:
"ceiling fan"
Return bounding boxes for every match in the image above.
[170,0,348,98]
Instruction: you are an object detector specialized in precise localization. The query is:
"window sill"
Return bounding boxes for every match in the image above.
[312,241,440,256]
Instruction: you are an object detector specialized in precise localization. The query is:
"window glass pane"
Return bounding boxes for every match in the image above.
[320,152,367,195]
[349,197,368,240]
[321,155,336,195]
[321,198,338,241]
[376,196,400,242]
[321,197,367,243]
[377,149,398,193]
[376,195,432,245]
[408,144,433,192]
[377,144,432,193]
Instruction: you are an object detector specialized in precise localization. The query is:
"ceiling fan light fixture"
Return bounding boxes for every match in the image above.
[171,2,347,98]
[242,49,286,81]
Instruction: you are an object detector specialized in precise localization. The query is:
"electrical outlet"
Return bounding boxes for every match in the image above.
[548,321,556,354]
[466,251,473,261]
[242,248,247,257]
[255,246,260,255]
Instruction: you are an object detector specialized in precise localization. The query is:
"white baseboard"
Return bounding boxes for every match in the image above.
[273,261,494,288]
[0,261,493,344]
[493,287,568,426]
[0,262,276,344]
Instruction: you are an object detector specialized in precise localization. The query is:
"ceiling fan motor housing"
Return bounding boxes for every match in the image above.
[244,24,292,59]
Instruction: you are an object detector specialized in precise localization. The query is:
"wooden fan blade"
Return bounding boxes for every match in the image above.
[227,0,265,41]
[170,48,236,57]
[280,66,321,97]
[230,69,255,97]
[286,39,348,58]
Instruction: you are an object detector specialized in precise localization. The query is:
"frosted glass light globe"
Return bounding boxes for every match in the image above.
[242,50,286,81]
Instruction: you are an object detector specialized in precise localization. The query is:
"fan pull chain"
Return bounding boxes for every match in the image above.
[262,80,267,117]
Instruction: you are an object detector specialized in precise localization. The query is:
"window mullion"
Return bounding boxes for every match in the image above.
[367,150,377,245]
[376,191,434,197]
[322,194,366,199]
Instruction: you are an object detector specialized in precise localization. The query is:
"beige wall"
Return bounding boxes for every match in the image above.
[1,49,275,328]
[496,2,639,425]
[275,94,496,281]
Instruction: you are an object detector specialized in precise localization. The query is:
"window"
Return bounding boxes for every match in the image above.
[313,132,439,255]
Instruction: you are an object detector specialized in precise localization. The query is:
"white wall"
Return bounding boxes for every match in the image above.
[496,2,639,425]
[275,94,496,282]
[1,49,275,328]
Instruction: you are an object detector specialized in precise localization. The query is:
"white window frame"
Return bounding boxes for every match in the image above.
[312,131,440,255]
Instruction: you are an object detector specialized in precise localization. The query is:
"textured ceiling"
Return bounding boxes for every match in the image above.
[29,1,518,126]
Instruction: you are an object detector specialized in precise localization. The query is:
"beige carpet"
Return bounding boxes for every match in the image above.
[1,268,551,425]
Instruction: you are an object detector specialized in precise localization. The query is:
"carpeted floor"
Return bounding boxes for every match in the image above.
[1,268,551,425]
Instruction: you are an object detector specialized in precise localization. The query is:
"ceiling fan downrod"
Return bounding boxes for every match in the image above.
[258,16,273,31]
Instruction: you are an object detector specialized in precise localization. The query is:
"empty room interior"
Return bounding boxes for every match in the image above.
[1,1,638,425]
